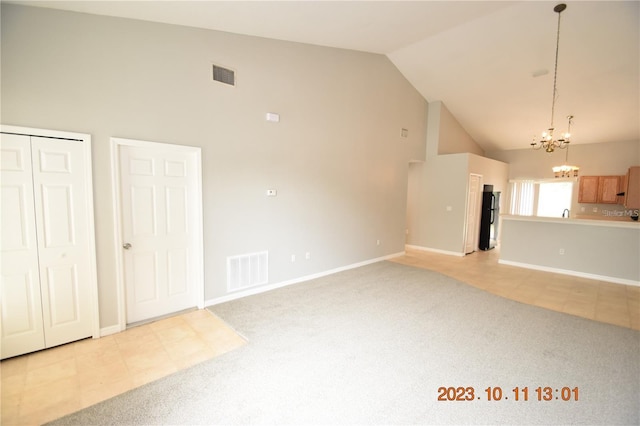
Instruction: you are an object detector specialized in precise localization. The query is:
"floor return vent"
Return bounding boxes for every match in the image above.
[227,251,268,291]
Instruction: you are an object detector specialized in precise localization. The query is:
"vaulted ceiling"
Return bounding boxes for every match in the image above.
[8,1,640,152]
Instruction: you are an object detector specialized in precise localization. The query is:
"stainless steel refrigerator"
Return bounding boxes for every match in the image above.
[479,185,500,251]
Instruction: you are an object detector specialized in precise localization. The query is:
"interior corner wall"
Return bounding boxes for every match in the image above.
[406,154,469,253]
[0,4,428,328]
[468,154,509,194]
[425,101,442,158]
[408,101,501,254]
[438,103,485,156]
[406,161,425,246]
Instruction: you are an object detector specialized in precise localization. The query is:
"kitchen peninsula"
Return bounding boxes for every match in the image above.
[499,215,640,286]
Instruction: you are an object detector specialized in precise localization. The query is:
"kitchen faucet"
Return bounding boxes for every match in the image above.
[562,208,570,218]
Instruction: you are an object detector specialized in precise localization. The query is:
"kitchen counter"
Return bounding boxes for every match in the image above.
[502,214,640,228]
[499,215,640,285]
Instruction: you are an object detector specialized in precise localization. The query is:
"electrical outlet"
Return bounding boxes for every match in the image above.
[559,248,565,255]
[305,252,310,260]
[592,207,598,212]
[376,239,380,246]
[291,254,296,262]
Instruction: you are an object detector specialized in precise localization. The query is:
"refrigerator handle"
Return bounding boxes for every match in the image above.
[490,194,496,224]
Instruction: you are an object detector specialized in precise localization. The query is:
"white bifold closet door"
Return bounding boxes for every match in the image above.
[1,132,94,359]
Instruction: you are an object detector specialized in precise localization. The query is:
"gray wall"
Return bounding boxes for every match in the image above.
[486,140,639,179]
[406,101,507,253]
[487,140,640,218]
[501,218,640,283]
[469,154,509,195]
[407,153,508,253]
[407,154,469,253]
[438,103,485,156]
[1,4,428,328]
[424,101,484,158]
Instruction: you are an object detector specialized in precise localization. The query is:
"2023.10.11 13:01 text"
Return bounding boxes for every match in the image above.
[437,386,579,402]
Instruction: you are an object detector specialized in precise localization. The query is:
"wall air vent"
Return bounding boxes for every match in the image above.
[212,64,235,86]
[227,251,268,291]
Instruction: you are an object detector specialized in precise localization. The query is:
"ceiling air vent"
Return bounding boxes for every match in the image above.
[212,64,235,86]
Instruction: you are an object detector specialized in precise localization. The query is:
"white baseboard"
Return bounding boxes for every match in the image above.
[100,324,123,337]
[205,252,405,307]
[498,259,640,287]
[405,244,465,257]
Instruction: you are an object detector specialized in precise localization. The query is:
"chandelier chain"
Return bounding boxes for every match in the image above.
[550,9,562,129]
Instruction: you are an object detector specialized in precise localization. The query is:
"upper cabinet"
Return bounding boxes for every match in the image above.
[578,176,599,203]
[624,166,640,209]
[599,176,623,204]
[578,175,623,204]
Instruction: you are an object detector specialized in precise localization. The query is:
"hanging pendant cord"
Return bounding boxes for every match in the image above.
[550,10,562,129]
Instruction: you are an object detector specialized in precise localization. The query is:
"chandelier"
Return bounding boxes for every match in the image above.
[552,145,579,178]
[530,3,574,154]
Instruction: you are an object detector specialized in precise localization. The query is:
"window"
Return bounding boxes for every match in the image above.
[509,180,535,216]
[537,182,573,217]
[509,180,574,217]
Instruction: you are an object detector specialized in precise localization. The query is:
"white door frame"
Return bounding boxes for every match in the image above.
[1,124,100,340]
[111,137,204,331]
[463,173,483,254]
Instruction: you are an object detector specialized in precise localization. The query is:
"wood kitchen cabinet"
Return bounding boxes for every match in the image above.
[599,176,622,204]
[578,176,599,203]
[624,166,640,209]
[578,175,622,204]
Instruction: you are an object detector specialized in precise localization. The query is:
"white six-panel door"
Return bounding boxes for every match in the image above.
[31,136,93,347]
[1,132,95,358]
[0,134,46,357]
[118,143,202,324]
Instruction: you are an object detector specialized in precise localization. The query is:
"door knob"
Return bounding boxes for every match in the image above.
[123,243,132,250]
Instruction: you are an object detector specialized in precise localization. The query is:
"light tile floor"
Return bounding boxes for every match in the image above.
[0,309,246,426]
[391,247,640,330]
[2,249,638,425]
